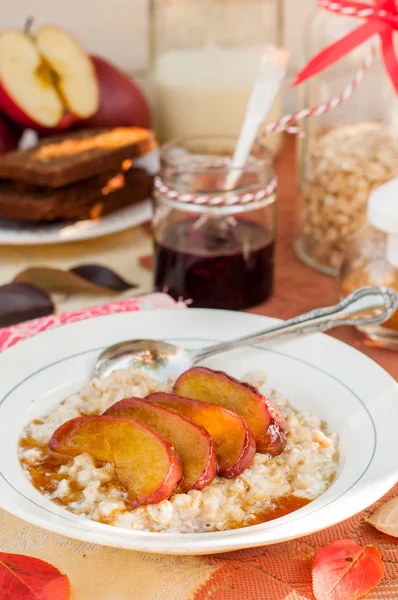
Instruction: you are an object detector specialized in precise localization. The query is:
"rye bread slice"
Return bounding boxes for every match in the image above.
[0,127,156,188]
[0,167,153,222]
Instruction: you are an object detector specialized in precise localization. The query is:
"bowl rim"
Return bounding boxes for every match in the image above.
[0,309,396,554]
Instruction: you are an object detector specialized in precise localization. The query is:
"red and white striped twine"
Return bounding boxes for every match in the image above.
[155,175,278,207]
[261,45,376,137]
[318,0,397,22]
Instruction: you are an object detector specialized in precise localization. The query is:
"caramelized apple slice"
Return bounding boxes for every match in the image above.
[257,396,288,455]
[104,398,216,493]
[147,392,256,478]
[49,416,182,508]
[174,367,287,456]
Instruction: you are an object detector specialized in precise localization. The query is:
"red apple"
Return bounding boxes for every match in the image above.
[0,113,21,153]
[36,27,99,125]
[83,55,151,129]
[0,27,99,131]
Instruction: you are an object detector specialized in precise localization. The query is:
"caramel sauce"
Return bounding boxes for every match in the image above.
[244,495,311,528]
[19,436,79,506]
[198,496,312,532]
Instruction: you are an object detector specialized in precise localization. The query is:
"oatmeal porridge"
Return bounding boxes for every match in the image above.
[19,367,339,533]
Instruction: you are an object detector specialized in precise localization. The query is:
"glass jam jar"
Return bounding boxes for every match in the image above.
[341,178,398,350]
[150,0,283,154]
[295,4,398,276]
[153,136,277,309]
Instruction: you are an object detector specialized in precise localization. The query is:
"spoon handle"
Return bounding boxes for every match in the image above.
[191,286,398,363]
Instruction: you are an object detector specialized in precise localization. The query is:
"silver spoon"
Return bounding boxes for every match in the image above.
[94,286,398,381]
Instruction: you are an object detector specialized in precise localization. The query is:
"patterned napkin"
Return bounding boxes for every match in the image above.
[0,294,396,600]
[0,292,182,353]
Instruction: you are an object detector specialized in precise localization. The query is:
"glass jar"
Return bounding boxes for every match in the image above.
[153,136,277,309]
[150,0,283,154]
[341,178,398,350]
[295,5,398,276]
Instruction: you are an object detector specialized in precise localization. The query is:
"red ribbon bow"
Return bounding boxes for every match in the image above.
[294,0,398,94]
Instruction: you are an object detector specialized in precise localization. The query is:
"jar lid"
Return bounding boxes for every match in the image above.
[367,178,398,267]
[368,178,398,233]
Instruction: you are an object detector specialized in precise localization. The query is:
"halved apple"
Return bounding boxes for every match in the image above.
[0,27,99,130]
[147,392,256,478]
[173,367,287,456]
[36,27,99,122]
[49,416,182,508]
[0,30,63,129]
[104,398,216,493]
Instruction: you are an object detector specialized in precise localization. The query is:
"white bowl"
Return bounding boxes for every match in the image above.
[0,309,397,555]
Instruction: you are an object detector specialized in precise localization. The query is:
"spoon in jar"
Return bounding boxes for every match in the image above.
[93,286,398,381]
[225,46,289,190]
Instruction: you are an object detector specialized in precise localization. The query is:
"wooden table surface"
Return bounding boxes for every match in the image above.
[248,139,397,381]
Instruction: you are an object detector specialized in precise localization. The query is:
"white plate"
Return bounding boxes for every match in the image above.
[0,151,158,246]
[0,200,151,245]
[0,309,397,555]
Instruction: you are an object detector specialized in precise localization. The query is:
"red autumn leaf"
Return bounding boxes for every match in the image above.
[312,540,384,600]
[0,552,70,600]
